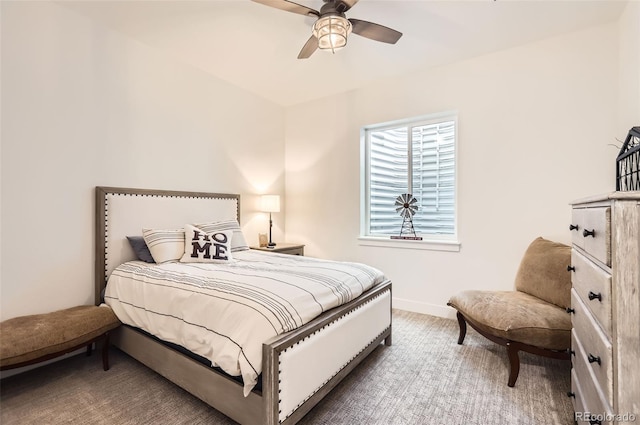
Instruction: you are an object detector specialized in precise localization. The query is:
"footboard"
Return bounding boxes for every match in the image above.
[263,280,392,425]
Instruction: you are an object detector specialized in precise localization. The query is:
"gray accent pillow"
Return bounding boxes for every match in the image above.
[126,236,155,263]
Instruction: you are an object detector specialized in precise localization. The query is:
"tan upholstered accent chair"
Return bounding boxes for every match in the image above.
[447,237,572,387]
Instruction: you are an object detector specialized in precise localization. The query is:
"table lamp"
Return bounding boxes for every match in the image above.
[260,195,280,247]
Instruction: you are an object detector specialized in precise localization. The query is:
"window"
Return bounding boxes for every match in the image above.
[361,113,457,244]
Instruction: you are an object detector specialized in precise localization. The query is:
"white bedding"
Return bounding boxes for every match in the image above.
[104,250,385,396]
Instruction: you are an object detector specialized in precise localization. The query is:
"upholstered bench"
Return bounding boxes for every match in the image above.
[0,305,121,371]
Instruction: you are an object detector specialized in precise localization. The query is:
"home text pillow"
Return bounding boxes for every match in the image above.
[180,224,234,263]
[194,219,249,252]
[142,228,185,263]
[126,236,155,263]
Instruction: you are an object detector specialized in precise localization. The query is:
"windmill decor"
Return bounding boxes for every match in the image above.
[391,193,423,240]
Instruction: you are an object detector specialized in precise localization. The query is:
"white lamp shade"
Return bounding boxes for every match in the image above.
[260,195,281,213]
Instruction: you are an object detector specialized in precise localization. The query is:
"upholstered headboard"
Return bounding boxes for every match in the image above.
[94,186,241,305]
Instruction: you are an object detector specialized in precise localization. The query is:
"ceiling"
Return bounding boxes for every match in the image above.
[59,0,627,106]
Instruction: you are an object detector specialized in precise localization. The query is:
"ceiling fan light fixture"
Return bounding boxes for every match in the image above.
[313,15,352,53]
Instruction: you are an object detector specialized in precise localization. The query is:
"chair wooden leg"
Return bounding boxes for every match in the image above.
[456,312,467,345]
[506,342,520,387]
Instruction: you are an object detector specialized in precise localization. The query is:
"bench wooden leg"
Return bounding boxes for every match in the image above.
[83,333,111,371]
[102,332,111,371]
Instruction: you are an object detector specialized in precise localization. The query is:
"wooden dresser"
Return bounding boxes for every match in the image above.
[569,192,640,425]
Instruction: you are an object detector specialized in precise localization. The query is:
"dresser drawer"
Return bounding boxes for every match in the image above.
[571,369,614,425]
[571,369,613,425]
[571,250,612,336]
[571,291,613,406]
[571,330,614,424]
[571,369,587,424]
[571,206,611,266]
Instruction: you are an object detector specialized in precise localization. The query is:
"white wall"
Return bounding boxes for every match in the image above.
[284,23,620,318]
[0,2,285,319]
[618,1,640,133]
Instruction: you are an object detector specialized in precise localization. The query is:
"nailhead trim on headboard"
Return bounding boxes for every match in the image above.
[94,186,241,305]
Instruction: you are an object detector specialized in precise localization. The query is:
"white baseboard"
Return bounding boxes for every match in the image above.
[392,297,456,320]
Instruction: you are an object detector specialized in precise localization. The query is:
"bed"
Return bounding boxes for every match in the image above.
[95,186,392,425]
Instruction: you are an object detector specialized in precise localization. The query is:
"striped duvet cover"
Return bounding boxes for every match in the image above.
[104,250,385,396]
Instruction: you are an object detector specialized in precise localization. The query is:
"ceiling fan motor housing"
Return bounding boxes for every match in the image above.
[252,0,402,59]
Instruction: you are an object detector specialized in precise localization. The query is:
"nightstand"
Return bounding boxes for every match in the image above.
[251,243,305,256]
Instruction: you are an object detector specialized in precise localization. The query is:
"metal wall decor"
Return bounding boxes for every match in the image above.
[616,126,640,191]
[391,193,423,240]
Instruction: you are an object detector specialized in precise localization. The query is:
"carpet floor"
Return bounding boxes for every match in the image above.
[0,310,574,424]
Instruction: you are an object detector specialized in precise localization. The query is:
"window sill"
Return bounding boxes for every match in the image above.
[357,236,461,252]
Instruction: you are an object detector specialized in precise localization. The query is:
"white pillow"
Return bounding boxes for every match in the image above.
[193,219,249,252]
[180,224,234,263]
[142,228,185,263]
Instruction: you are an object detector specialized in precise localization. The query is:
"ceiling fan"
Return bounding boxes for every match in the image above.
[252,0,403,59]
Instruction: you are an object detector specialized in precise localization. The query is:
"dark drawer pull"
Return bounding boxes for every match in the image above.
[589,420,602,425]
[583,229,595,237]
[567,391,575,398]
[567,265,575,272]
[569,224,579,231]
[566,307,575,314]
[588,354,602,365]
[588,291,602,302]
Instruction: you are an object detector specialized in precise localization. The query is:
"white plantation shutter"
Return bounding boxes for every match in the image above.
[369,128,409,235]
[365,115,456,238]
[411,121,455,235]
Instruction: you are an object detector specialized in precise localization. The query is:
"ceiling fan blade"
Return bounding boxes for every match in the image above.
[298,36,319,59]
[335,0,359,13]
[349,18,402,44]
[252,0,319,17]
